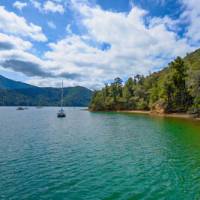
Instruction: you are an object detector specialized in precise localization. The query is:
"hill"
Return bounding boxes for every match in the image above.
[0,76,92,106]
[89,48,200,117]
[0,75,36,90]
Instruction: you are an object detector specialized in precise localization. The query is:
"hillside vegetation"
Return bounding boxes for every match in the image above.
[89,49,200,117]
[0,76,92,106]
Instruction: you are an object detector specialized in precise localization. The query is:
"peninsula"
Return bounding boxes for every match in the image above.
[89,48,200,119]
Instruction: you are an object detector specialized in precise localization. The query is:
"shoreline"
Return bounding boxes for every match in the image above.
[114,110,200,121]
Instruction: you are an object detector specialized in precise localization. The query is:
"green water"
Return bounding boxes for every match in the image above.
[0,107,200,200]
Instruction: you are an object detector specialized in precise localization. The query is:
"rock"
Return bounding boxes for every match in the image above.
[150,100,167,114]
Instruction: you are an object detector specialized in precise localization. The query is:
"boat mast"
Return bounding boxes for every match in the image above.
[61,81,63,109]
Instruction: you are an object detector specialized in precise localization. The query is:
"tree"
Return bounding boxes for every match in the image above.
[188,70,200,116]
[89,49,200,116]
[123,78,134,100]
[170,57,188,111]
[161,76,174,111]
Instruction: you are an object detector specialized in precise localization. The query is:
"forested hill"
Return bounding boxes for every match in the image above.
[0,76,92,106]
[89,48,200,117]
[0,75,36,90]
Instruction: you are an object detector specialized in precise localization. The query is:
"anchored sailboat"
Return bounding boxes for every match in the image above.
[57,81,66,118]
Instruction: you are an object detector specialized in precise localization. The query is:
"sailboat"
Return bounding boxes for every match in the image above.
[57,81,66,118]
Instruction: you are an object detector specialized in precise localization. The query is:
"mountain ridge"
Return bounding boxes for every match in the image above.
[0,75,37,90]
[0,75,93,106]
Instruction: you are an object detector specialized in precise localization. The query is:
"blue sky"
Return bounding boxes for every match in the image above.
[0,0,199,88]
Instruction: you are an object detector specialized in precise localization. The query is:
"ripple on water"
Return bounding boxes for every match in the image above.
[0,107,200,200]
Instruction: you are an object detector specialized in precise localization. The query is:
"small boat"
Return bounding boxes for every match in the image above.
[57,108,66,118]
[57,81,66,118]
[17,107,25,110]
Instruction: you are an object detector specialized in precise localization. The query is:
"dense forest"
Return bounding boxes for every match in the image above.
[89,49,200,117]
[0,86,92,107]
[0,75,92,106]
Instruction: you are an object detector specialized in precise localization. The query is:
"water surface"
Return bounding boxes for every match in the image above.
[0,107,200,200]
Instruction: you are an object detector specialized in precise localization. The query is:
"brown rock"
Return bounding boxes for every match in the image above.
[151,100,167,114]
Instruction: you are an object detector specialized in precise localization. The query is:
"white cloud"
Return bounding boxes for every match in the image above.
[0,49,43,66]
[1,1,198,89]
[30,0,42,11]
[181,0,200,43]
[39,2,193,88]
[47,21,56,29]
[0,33,32,50]
[30,0,65,14]
[44,1,64,14]
[0,6,47,42]
[66,24,72,34]
[13,1,27,10]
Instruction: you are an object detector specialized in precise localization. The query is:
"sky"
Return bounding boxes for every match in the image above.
[0,0,200,89]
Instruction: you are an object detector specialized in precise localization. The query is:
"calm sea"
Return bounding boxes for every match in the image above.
[0,107,200,200]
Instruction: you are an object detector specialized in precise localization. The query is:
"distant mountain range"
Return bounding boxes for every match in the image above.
[0,75,93,106]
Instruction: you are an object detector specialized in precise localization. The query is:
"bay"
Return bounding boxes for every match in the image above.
[0,107,200,200]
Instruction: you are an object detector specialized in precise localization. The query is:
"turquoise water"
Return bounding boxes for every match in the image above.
[0,107,200,200]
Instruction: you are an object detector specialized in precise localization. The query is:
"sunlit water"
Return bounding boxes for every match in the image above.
[0,107,200,200]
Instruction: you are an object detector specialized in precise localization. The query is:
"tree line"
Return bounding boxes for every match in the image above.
[89,56,200,117]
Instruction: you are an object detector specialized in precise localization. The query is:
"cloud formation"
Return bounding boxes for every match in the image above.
[40,2,194,88]
[0,58,81,79]
[44,1,65,14]
[30,0,42,11]
[0,6,47,42]
[13,1,27,10]
[0,42,13,51]
[0,33,32,50]
[1,59,53,77]
[30,0,65,14]
[181,0,200,44]
[0,0,199,88]
[47,21,56,29]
